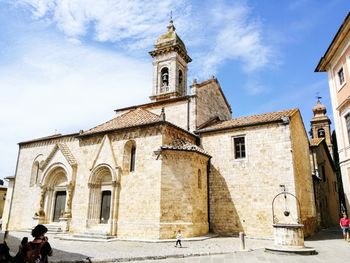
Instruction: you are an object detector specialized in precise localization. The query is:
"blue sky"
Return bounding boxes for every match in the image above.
[0,0,349,179]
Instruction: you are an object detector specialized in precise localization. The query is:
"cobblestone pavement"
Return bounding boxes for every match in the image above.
[1,226,350,263]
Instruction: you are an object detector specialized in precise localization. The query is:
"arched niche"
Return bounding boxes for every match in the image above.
[40,165,69,223]
[87,164,115,229]
[30,154,44,187]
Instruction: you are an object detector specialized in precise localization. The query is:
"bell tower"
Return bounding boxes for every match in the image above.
[310,98,332,152]
[149,20,192,101]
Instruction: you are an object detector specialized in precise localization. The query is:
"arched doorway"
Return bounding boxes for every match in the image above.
[39,166,69,224]
[87,165,118,235]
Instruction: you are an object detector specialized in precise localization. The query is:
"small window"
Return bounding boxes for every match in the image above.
[234,136,246,159]
[317,128,325,138]
[178,70,183,95]
[130,146,136,172]
[338,67,345,86]
[345,114,350,144]
[198,169,202,189]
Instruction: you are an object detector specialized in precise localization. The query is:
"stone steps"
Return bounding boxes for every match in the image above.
[58,232,117,242]
[73,232,114,239]
[43,224,63,233]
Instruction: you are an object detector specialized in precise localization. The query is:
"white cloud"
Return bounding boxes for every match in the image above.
[0,0,276,178]
[14,0,274,77]
[0,31,151,178]
[16,0,189,48]
[243,79,268,95]
[191,1,273,77]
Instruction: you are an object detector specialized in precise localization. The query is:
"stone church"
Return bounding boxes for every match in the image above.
[2,21,339,240]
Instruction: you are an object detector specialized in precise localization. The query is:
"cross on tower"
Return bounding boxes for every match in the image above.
[315,92,322,101]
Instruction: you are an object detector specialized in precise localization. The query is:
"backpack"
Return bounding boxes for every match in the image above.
[25,241,45,263]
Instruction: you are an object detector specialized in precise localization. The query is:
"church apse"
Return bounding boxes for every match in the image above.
[159,149,209,239]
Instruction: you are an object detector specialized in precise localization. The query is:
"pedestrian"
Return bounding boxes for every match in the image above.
[13,237,28,263]
[339,213,350,241]
[175,230,182,248]
[25,224,53,263]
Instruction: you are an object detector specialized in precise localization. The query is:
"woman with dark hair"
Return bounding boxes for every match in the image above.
[25,224,53,263]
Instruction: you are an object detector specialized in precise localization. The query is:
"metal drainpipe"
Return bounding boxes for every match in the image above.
[4,145,21,241]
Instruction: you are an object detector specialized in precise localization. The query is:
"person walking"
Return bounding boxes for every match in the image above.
[25,224,53,263]
[175,230,182,248]
[339,213,350,241]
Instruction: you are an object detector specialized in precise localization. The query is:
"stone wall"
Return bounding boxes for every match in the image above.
[289,112,317,236]
[144,100,191,132]
[1,178,14,230]
[201,122,298,238]
[6,126,165,239]
[312,144,340,228]
[191,79,231,128]
[159,150,209,239]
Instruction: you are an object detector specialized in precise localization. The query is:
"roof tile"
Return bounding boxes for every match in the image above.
[82,108,162,136]
[197,108,298,133]
[161,139,210,157]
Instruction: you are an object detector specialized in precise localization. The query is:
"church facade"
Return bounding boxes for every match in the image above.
[2,21,339,239]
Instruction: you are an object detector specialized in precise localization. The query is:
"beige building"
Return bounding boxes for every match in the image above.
[316,12,350,212]
[309,100,340,228]
[3,20,338,240]
[0,182,7,220]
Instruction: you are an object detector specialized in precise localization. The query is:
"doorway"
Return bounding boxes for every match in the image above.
[100,191,111,224]
[53,191,66,222]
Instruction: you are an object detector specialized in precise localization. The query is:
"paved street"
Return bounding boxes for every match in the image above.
[1,226,350,262]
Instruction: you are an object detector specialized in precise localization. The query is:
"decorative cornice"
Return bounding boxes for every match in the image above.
[40,143,77,170]
[149,45,192,63]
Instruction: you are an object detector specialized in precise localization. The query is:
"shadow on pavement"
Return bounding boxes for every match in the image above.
[0,232,89,262]
[306,226,343,241]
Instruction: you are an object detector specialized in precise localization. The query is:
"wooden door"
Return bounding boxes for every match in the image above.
[53,191,66,222]
[100,191,111,224]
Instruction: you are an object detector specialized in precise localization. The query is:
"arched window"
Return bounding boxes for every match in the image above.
[160,67,169,93]
[178,70,183,95]
[317,128,325,138]
[123,140,136,174]
[130,146,136,172]
[198,169,202,189]
[30,161,40,187]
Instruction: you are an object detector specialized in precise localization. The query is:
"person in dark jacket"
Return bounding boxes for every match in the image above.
[26,224,53,263]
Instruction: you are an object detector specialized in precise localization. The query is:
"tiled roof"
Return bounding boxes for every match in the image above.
[161,139,210,157]
[309,138,325,147]
[82,108,162,136]
[197,109,298,133]
[19,133,79,145]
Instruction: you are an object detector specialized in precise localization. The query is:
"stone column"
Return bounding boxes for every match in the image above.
[46,187,54,223]
[110,180,120,236]
[38,186,47,217]
[87,183,100,227]
[63,182,74,218]
[33,186,47,225]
